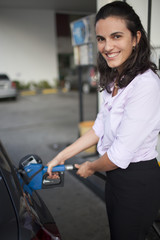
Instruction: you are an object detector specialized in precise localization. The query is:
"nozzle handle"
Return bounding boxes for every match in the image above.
[44,164,106,180]
[44,164,76,173]
[43,165,65,173]
[65,164,77,170]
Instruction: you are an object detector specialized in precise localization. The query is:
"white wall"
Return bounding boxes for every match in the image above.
[0,9,58,86]
[151,0,160,47]
[151,0,160,67]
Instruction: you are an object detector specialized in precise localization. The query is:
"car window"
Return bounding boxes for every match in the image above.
[0,74,9,80]
[0,173,18,240]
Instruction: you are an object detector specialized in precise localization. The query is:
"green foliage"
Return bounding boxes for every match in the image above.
[13,80,52,90]
[37,80,52,89]
[13,80,31,90]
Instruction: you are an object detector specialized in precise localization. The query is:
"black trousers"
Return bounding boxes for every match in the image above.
[105,159,160,240]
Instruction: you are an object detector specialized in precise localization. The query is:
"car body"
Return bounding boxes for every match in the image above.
[0,141,62,240]
[0,74,18,100]
[64,65,98,93]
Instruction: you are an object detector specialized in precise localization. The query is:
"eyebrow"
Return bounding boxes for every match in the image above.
[96,32,124,39]
[96,35,104,39]
[110,31,124,36]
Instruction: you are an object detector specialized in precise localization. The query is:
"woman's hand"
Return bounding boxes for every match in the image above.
[46,129,99,178]
[75,161,95,178]
[47,156,65,177]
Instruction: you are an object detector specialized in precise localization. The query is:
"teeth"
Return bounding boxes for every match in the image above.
[107,53,119,58]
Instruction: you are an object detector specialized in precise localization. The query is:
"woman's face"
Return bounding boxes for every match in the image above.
[96,16,140,72]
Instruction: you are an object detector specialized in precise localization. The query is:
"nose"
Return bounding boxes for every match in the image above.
[104,39,113,52]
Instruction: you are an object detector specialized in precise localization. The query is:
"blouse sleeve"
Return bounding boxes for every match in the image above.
[92,107,104,138]
[107,74,160,168]
[92,91,107,138]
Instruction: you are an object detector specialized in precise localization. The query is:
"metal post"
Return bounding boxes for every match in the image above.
[78,65,83,122]
[147,0,152,43]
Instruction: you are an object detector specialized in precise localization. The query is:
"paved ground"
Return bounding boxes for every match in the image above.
[38,171,110,240]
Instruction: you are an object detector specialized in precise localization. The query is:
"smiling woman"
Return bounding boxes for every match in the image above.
[93,1,160,240]
[96,17,141,72]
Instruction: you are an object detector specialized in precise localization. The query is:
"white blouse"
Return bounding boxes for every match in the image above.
[93,69,160,168]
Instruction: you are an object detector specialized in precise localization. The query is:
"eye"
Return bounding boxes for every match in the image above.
[113,35,121,39]
[96,36,105,42]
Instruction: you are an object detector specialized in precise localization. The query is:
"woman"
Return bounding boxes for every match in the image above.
[47,1,160,239]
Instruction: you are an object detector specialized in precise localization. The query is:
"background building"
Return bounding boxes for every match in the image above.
[0,0,96,87]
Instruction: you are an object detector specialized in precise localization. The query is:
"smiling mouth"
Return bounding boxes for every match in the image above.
[106,52,120,58]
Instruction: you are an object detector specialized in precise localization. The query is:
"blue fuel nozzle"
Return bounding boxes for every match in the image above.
[43,164,76,173]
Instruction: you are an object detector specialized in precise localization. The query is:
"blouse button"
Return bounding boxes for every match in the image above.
[108,104,112,111]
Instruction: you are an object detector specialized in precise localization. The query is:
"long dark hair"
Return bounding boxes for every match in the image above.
[96,1,158,93]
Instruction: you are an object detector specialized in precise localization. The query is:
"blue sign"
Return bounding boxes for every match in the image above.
[72,20,86,45]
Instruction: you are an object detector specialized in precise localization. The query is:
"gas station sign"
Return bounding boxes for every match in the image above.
[70,15,97,66]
